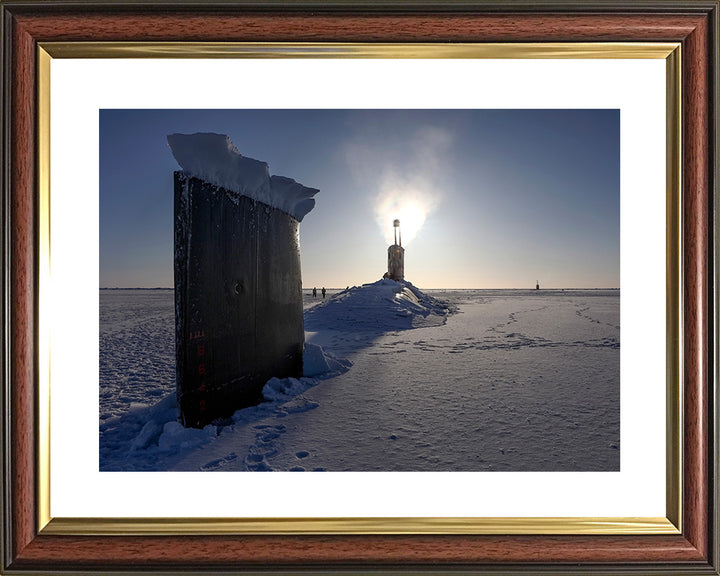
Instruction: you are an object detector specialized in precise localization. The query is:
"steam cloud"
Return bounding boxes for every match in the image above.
[345,124,452,246]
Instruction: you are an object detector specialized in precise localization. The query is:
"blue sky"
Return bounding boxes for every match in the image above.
[100,109,619,289]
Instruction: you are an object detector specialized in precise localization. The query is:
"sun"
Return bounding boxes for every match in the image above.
[390,203,426,245]
[374,193,432,246]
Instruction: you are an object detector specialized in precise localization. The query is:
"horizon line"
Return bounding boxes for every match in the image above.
[99,286,621,291]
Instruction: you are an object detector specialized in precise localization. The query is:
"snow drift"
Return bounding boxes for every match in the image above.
[304,278,454,332]
[167,132,318,221]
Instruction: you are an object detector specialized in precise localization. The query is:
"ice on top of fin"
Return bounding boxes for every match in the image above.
[167,132,317,221]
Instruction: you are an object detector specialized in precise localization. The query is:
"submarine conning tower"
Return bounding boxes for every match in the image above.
[168,132,318,429]
[386,219,405,281]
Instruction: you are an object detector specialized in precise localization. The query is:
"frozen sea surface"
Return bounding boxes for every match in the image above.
[99,285,619,472]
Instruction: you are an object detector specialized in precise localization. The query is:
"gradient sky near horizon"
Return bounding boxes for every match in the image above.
[100,109,619,289]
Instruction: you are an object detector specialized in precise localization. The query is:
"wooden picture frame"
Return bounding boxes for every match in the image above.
[2,1,717,573]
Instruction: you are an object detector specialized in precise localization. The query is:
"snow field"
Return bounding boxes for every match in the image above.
[99,285,619,472]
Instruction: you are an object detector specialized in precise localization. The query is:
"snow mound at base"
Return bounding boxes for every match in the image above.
[158,421,216,451]
[304,278,454,332]
[262,376,316,402]
[302,342,352,377]
[167,132,318,221]
[262,344,351,401]
[110,341,349,469]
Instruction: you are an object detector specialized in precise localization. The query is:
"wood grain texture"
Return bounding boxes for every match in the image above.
[12,12,705,42]
[10,16,37,561]
[4,4,716,573]
[681,11,710,559]
[9,534,707,568]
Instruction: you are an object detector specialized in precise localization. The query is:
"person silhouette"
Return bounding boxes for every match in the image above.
[321,287,326,298]
[312,287,317,298]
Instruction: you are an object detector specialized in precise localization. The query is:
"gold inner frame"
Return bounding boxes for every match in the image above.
[36,42,682,536]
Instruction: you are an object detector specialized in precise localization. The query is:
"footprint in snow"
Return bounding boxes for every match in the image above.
[245,424,286,471]
[200,452,238,471]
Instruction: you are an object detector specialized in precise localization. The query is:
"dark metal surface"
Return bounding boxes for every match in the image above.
[174,173,304,428]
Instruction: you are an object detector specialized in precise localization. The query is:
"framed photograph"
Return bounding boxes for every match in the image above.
[2,1,717,574]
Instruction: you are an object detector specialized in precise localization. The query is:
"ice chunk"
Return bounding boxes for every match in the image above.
[302,343,333,376]
[158,420,215,451]
[130,420,163,451]
[303,342,350,377]
[262,377,314,402]
[167,133,318,221]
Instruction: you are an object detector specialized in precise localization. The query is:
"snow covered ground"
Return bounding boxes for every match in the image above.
[99,282,619,472]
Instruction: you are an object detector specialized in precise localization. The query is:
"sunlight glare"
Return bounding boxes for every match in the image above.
[374,192,432,246]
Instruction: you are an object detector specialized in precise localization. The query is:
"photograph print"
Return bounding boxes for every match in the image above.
[99,109,620,473]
